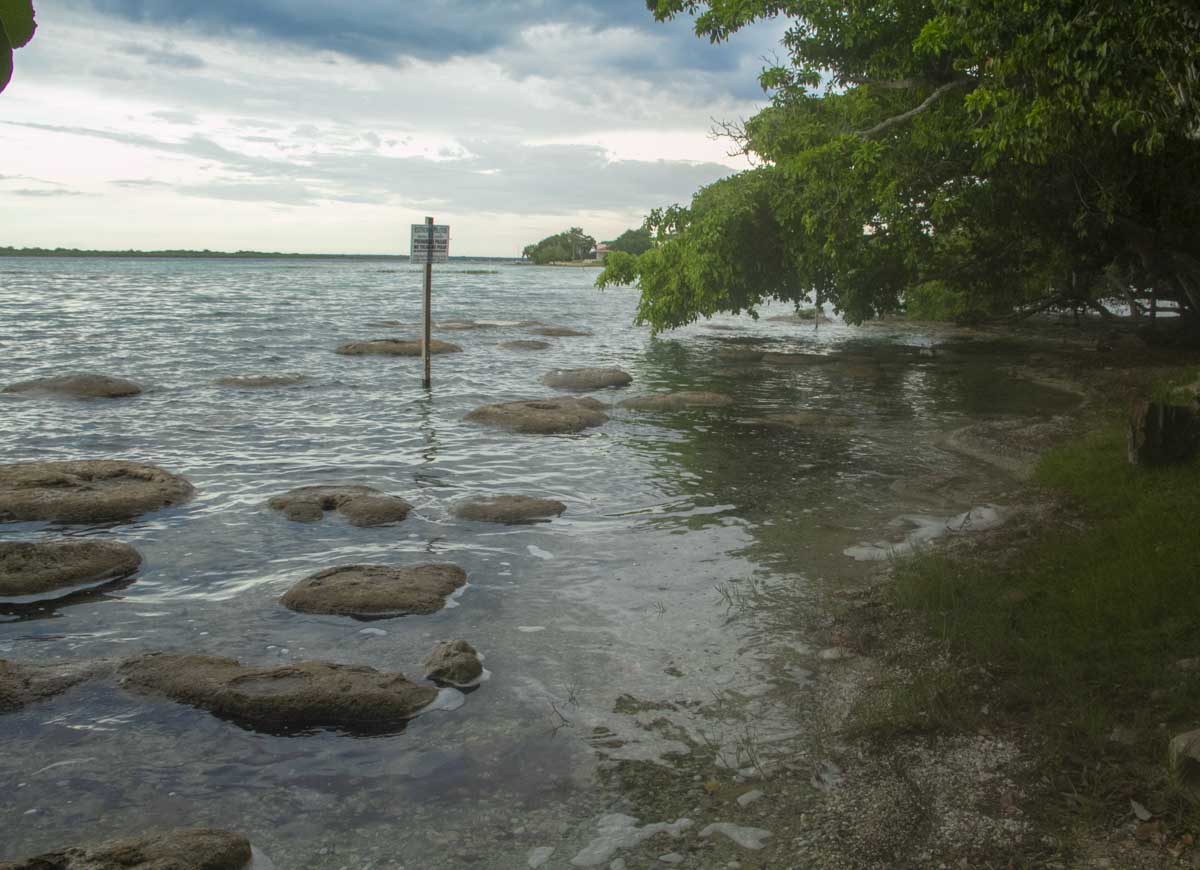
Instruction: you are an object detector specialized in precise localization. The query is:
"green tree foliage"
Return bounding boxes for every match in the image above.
[599,0,1200,330]
[605,227,654,256]
[0,0,36,94]
[522,227,597,264]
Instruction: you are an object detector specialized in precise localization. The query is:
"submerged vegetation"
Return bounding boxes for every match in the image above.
[601,0,1200,331]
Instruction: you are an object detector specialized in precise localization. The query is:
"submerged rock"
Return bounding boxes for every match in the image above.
[267,485,412,527]
[0,539,142,603]
[2,373,142,399]
[438,320,491,331]
[213,374,308,388]
[752,411,857,430]
[542,368,632,391]
[335,338,462,356]
[0,460,195,524]
[0,659,100,712]
[423,639,483,686]
[527,326,590,337]
[498,340,552,351]
[717,348,764,363]
[452,495,566,524]
[465,397,608,434]
[281,563,467,618]
[620,391,732,411]
[118,653,438,732]
[0,828,253,870]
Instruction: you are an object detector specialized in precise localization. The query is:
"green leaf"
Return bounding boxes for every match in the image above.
[0,19,13,94]
[0,0,35,49]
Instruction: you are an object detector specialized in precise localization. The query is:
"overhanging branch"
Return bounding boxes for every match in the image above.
[856,79,973,138]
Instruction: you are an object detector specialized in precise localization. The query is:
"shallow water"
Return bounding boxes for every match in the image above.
[0,258,1077,866]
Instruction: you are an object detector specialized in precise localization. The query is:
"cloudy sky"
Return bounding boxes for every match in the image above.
[2,2,785,255]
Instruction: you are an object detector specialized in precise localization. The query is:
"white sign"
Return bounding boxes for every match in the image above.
[410,224,450,264]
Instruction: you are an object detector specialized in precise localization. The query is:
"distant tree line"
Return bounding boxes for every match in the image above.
[521,226,653,264]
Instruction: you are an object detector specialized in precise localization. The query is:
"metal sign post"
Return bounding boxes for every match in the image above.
[410,218,450,389]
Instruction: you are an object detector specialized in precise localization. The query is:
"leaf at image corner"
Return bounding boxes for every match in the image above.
[0,0,36,49]
[0,20,12,95]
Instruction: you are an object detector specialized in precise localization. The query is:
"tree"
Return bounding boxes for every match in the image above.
[522,227,597,264]
[1,0,37,94]
[605,227,654,256]
[599,0,1200,331]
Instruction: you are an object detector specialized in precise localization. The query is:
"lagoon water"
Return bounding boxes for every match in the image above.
[0,258,1075,867]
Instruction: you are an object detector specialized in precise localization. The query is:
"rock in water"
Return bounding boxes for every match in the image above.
[452,495,565,524]
[527,326,590,337]
[0,659,101,713]
[750,411,857,430]
[281,563,467,618]
[335,339,462,356]
[423,639,484,685]
[213,374,308,388]
[541,368,632,391]
[498,340,552,351]
[717,348,764,363]
[2,373,142,399]
[620,392,732,411]
[118,653,438,732]
[464,397,608,434]
[0,460,195,524]
[0,540,142,603]
[0,828,253,870]
[1128,399,1200,465]
[267,485,412,527]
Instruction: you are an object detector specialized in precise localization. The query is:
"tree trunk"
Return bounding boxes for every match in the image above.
[1128,399,1200,466]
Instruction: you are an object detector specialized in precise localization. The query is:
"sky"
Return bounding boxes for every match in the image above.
[1,1,787,256]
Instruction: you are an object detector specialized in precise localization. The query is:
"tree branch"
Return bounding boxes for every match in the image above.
[856,79,973,138]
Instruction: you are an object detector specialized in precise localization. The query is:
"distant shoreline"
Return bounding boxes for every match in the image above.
[0,247,519,262]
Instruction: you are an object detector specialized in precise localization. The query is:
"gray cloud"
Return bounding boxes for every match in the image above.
[9,188,90,197]
[116,40,206,69]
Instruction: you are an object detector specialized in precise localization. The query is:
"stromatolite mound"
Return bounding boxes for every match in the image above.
[3,373,142,399]
[0,659,101,713]
[118,653,438,732]
[464,397,608,434]
[335,339,462,356]
[542,368,632,391]
[423,640,483,686]
[0,540,142,603]
[498,340,551,351]
[452,495,565,524]
[620,391,733,411]
[281,563,467,618]
[0,460,195,524]
[213,374,308,388]
[0,828,253,870]
[527,326,590,337]
[267,485,412,527]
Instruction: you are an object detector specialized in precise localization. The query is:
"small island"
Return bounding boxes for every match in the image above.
[520,226,651,266]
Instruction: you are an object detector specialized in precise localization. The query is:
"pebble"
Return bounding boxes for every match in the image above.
[736,790,763,807]
[359,628,388,637]
[659,853,685,864]
[528,845,555,868]
[699,822,772,850]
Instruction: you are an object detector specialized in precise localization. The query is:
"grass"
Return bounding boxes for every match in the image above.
[887,419,1200,830]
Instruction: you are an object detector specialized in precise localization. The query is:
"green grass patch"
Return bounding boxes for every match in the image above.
[891,424,1200,822]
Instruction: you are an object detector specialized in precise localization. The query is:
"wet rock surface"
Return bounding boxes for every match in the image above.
[267,485,412,527]
[334,339,462,356]
[498,340,552,351]
[0,539,142,602]
[2,373,143,399]
[212,374,308,388]
[527,325,590,337]
[452,495,566,524]
[423,639,483,686]
[0,828,254,870]
[118,653,438,732]
[750,411,857,430]
[281,563,468,618]
[620,391,733,411]
[0,659,101,712]
[465,397,609,434]
[717,348,764,362]
[542,367,632,390]
[0,461,195,524]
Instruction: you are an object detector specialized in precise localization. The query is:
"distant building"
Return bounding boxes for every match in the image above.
[591,243,611,262]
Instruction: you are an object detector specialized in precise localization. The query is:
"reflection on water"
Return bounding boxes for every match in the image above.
[0,258,1076,866]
